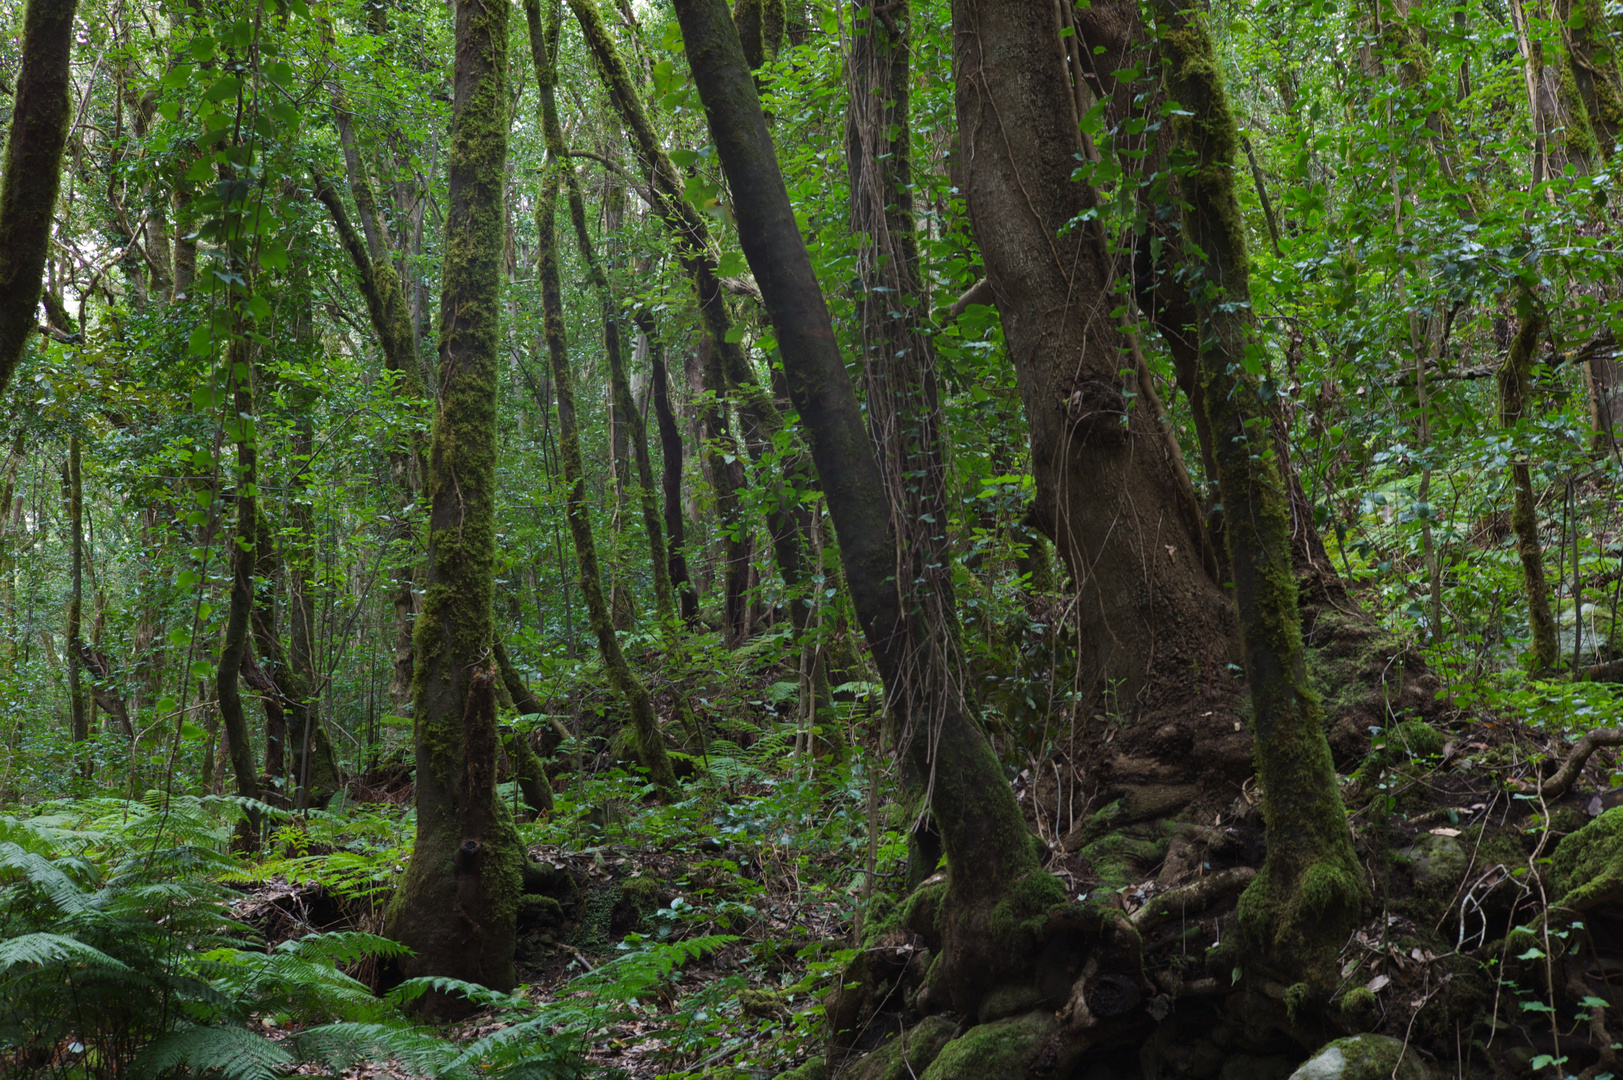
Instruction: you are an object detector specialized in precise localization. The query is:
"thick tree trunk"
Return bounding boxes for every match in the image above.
[672,0,1062,1015]
[526,0,678,796]
[381,0,524,1016]
[953,0,1237,713]
[0,0,79,399]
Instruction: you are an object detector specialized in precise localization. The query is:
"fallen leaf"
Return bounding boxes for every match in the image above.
[1367,974,1390,993]
[1430,827,1461,837]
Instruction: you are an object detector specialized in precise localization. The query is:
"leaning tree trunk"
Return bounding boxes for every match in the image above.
[525,0,678,796]
[953,0,1237,713]
[381,0,524,1017]
[0,0,79,399]
[1499,297,1561,671]
[671,0,1067,1017]
[1151,0,1367,989]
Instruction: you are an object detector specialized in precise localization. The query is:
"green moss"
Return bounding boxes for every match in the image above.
[1340,985,1376,1024]
[917,1011,1057,1080]
[1283,981,1309,1023]
[1550,805,1623,912]
[1292,1034,1429,1080]
[850,1016,956,1080]
[986,870,1068,950]
[1080,829,1169,894]
[770,1059,826,1080]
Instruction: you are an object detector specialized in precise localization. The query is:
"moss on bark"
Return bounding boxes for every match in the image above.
[382,0,523,1015]
[1153,0,1366,987]
[1497,301,1559,671]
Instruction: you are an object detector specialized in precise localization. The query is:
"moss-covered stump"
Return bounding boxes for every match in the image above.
[1551,805,1623,912]
[1285,1035,1429,1080]
[849,1016,956,1080]
[918,1011,1057,1080]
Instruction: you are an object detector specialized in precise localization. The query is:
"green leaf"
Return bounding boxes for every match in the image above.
[717,250,747,277]
[203,76,242,102]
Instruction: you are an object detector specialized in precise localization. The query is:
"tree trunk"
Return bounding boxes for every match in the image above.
[216,339,262,824]
[525,0,678,796]
[642,315,701,624]
[953,0,1238,714]
[64,436,88,757]
[381,0,524,1016]
[493,639,556,815]
[671,0,1062,1015]
[1152,0,1367,988]
[0,0,79,398]
[1499,299,1561,671]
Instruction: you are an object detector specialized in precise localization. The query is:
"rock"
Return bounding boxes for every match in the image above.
[1551,805,1623,912]
[976,982,1046,1024]
[1397,833,1467,891]
[851,1016,956,1080]
[772,1058,827,1080]
[1286,1035,1429,1080]
[919,1011,1057,1080]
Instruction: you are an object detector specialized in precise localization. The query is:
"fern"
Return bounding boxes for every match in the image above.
[134,1023,294,1080]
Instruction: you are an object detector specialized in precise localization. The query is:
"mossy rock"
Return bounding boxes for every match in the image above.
[918,1011,1057,1080]
[1079,829,1168,894]
[771,1059,826,1080]
[850,1016,956,1080]
[1396,833,1467,892]
[739,987,790,1018]
[1286,1035,1429,1080]
[1550,805,1623,912]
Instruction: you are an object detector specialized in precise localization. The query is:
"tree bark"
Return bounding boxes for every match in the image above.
[1151,0,1367,986]
[642,314,701,624]
[216,339,262,823]
[0,0,79,399]
[64,436,88,755]
[1499,299,1561,671]
[526,0,678,796]
[953,0,1238,713]
[671,0,1061,1015]
[381,0,524,1016]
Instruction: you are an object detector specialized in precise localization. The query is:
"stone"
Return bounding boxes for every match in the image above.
[1286,1036,1429,1080]
[919,1011,1057,1080]
[851,1017,957,1080]
[1398,833,1467,891]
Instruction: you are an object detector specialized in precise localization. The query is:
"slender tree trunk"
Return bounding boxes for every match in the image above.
[1152,0,1367,987]
[671,0,1063,1016]
[381,0,524,1015]
[526,0,677,795]
[1499,298,1561,670]
[216,340,263,824]
[64,436,88,763]
[0,0,79,399]
[642,315,701,623]
[493,639,555,815]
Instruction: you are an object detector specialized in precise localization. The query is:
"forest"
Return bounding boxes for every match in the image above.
[0,0,1621,1076]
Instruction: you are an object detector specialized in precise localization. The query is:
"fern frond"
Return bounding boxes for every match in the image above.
[0,932,132,974]
[135,1022,293,1080]
[290,1020,462,1077]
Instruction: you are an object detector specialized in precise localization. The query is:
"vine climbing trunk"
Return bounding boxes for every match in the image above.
[671,0,1065,1017]
[1151,0,1366,988]
[0,0,78,399]
[526,0,677,796]
[381,0,524,1016]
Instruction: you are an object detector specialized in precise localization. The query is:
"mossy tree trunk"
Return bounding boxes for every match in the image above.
[526,0,678,797]
[1152,0,1367,988]
[672,0,1061,1015]
[492,639,554,815]
[0,0,79,399]
[381,0,524,1016]
[1498,298,1561,671]
[526,24,675,631]
[566,0,810,618]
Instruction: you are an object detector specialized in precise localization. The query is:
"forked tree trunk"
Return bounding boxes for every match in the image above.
[1151,0,1367,987]
[0,0,79,398]
[954,0,1237,714]
[381,0,524,1016]
[525,0,678,796]
[671,0,1062,1015]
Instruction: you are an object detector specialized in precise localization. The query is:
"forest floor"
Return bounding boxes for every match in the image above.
[220,646,1623,1080]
